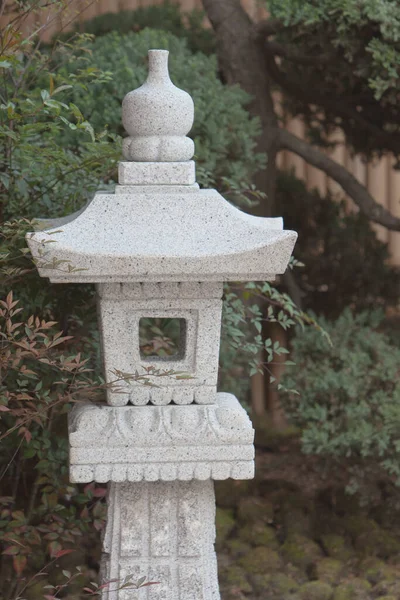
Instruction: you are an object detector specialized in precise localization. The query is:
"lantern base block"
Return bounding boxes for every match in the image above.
[68,393,254,483]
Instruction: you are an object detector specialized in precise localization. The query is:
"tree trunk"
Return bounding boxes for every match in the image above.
[201,0,279,216]
[201,0,293,423]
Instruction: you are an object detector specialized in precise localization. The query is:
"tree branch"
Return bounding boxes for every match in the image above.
[278,128,400,231]
[264,40,333,65]
[264,45,400,156]
[253,18,289,38]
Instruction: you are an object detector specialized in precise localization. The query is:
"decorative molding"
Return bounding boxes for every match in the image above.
[70,461,254,483]
[69,393,254,483]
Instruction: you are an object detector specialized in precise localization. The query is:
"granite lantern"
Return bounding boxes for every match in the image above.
[27,49,297,600]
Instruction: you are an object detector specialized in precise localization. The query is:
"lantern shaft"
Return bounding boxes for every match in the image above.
[101,481,218,600]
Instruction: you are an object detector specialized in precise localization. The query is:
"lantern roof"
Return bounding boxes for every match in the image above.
[27,49,296,284]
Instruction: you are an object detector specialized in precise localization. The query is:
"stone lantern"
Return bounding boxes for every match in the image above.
[27,50,296,600]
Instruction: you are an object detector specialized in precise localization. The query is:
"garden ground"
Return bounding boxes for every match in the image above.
[216,424,400,600]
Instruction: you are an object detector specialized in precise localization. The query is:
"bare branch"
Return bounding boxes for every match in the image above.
[277,128,400,231]
[253,18,289,38]
[264,40,333,65]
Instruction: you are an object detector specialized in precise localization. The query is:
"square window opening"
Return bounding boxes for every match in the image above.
[139,318,186,361]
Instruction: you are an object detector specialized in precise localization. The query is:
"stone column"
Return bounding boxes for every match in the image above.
[102,481,218,600]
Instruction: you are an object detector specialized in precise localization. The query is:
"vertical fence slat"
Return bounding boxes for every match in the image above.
[80,0,100,21]
[388,157,400,267]
[352,154,368,189]
[285,118,306,180]
[305,162,327,197]
[98,0,118,13]
[59,0,83,37]
[367,157,389,244]
[344,153,366,215]
[118,0,138,9]
[327,129,346,200]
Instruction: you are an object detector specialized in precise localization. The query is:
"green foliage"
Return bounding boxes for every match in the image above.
[281,309,400,492]
[277,171,400,315]
[266,0,400,158]
[0,30,119,221]
[219,280,323,402]
[0,226,106,596]
[75,1,215,55]
[268,0,400,100]
[56,28,265,207]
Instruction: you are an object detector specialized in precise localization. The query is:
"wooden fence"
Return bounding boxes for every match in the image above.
[3,0,400,266]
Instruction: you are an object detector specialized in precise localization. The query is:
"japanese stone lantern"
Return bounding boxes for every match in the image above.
[27,50,297,600]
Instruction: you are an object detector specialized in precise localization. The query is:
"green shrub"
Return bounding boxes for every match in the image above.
[56,28,265,207]
[0,15,117,594]
[281,310,400,492]
[0,35,119,222]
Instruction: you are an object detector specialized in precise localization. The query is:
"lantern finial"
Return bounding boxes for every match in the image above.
[121,49,195,163]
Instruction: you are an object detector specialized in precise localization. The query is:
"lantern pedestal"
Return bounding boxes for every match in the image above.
[69,394,254,598]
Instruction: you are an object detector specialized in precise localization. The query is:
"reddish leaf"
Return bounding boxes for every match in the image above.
[93,519,104,531]
[84,483,94,495]
[2,546,19,555]
[55,548,74,558]
[48,541,61,557]
[13,554,27,576]
[97,579,119,590]
[0,405,10,412]
[11,510,24,521]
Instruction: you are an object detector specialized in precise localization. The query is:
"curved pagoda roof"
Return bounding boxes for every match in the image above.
[27,50,296,284]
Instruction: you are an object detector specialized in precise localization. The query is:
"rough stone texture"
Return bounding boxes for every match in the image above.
[115,183,199,195]
[118,161,196,185]
[100,480,219,600]
[97,282,223,406]
[26,189,296,284]
[121,50,194,163]
[69,393,254,483]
